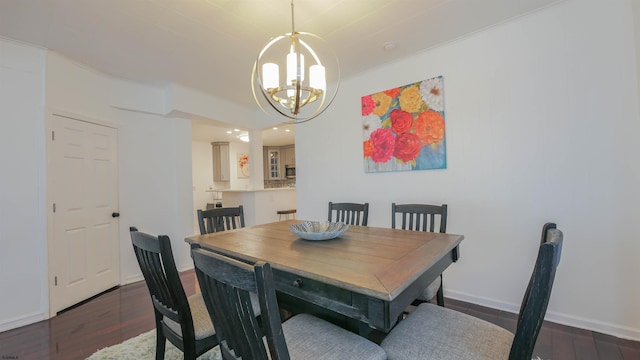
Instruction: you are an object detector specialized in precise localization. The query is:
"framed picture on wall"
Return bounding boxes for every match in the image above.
[361,76,447,173]
[237,153,249,178]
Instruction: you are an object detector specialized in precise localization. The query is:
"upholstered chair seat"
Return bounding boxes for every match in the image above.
[163,293,214,340]
[164,292,261,340]
[382,303,513,359]
[417,275,442,302]
[283,313,386,359]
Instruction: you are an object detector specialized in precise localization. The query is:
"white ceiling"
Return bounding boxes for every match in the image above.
[0,0,562,145]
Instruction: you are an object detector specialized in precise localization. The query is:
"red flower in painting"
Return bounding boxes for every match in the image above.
[394,133,421,162]
[414,110,445,145]
[361,95,374,116]
[390,109,413,135]
[363,139,374,158]
[369,128,395,163]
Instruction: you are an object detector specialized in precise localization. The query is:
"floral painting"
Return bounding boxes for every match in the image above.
[237,153,249,178]
[362,76,446,173]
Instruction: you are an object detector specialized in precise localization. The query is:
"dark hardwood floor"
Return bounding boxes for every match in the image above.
[1,270,638,360]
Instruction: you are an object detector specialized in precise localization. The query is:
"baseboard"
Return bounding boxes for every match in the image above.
[177,263,194,273]
[124,273,144,285]
[446,290,640,341]
[124,263,193,286]
[0,312,47,333]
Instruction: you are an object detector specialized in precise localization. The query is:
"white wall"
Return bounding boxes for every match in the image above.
[0,41,197,331]
[296,0,640,340]
[0,39,47,331]
[192,141,215,233]
[45,52,196,276]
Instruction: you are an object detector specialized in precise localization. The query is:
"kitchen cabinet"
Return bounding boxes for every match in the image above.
[281,145,295,166]
[211,142,230,181]
[265,147,281,180]
[263,145,295,180]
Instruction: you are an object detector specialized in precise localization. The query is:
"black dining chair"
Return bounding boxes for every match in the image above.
[191,246,387,360]
[328,201,369,226]
[381,223,563,360]
[197,205,245,234]
[129,227,218,360]
[392,203,448,306]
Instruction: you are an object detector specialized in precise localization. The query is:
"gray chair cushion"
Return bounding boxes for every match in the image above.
[283,313,387,360]
[164,292,261,340]
[418,276,441,301]
[164,293,215,339]
[381,303,513,360]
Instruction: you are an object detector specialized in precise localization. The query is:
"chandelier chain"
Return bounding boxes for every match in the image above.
[290,0,295,34]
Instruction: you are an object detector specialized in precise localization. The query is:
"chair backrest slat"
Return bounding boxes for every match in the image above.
[392,203,447,233]
[192,248,290,360]
[328,202,369,226]
[509,223,563,360]
[197,206,246,234]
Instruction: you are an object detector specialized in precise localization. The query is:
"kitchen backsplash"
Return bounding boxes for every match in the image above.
[264,179,296,188]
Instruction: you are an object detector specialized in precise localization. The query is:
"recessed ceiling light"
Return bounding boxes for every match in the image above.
[285,129,290,132]
[234,128,240,132]
[273,127,278,130]
[238,134,250,142]
[226,130,232,134]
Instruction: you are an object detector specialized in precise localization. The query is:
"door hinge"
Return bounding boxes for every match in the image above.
[52,131,55,141]
[53,203,56,213]
[54,276,58,286]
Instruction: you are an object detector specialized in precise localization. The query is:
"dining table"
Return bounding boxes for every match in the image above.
[185,219,463,340]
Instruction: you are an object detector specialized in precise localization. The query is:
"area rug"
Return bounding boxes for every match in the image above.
[86,329,222,360]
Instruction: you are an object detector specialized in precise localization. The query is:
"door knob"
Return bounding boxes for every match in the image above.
[112,212,120,218]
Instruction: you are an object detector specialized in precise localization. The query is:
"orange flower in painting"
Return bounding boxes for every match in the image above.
[384,88,401,98]
[414,110,445,145]
[371,92,392,117]
[363,139,374,158]
[399,85,423,113]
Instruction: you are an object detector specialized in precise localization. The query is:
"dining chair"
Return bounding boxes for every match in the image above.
[328,201,369,226]
[197,205,245,234]
[129,227,218,360]
[191,246,387,360]
[391,203,448,306]
[381,223,563,360]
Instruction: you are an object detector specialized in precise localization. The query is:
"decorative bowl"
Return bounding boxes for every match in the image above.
[289,221,349,241]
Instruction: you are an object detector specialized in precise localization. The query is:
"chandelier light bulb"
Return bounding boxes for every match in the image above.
[286,51,304,85]
[309,64,326,91]
[262,63,279,89]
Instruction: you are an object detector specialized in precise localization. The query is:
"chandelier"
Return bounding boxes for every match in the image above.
[251,0,340,124]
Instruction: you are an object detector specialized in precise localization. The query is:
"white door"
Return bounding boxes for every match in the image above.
[49,114,120,313]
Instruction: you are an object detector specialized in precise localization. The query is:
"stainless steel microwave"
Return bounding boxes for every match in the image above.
[285,165,296,178]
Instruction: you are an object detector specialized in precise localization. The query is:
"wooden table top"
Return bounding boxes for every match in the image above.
[185,220,464,302]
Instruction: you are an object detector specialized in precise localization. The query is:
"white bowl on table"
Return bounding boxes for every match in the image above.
[289,221,349,241]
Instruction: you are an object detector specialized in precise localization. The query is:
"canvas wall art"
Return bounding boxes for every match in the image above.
[237,153,249,178]
[362,76,446,173]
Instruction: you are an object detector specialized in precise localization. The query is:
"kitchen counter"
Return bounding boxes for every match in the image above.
[220,188,296,192]
[221,188,296,226]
